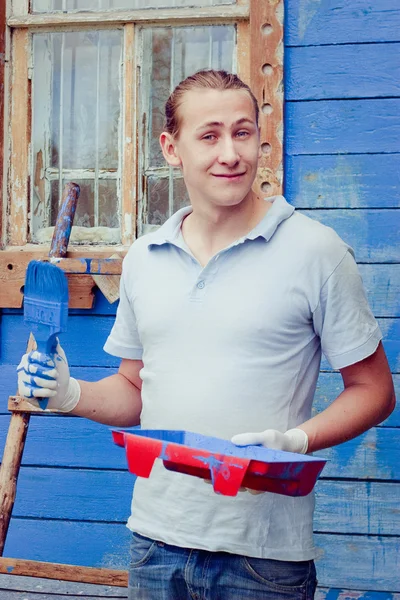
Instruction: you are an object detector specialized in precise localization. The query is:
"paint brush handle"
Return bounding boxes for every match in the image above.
[49,182,80,258]
[37,182,79,408]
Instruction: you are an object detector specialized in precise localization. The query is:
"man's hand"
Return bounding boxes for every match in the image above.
[17,342,80,412]
[231,428,309,454]
[231,428,309,494]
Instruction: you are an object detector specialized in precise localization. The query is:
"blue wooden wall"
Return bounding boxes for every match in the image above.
[0,1,399,597]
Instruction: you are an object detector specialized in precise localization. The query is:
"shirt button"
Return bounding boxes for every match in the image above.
[197,280,205,289]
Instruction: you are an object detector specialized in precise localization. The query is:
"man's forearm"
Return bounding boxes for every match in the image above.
[71,373,142,427]
[299,382,395,453]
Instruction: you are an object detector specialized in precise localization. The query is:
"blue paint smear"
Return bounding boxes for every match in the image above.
[85,258,93,274]
[6,566,14,573]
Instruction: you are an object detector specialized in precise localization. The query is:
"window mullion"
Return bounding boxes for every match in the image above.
[9,28,30,245]
[58,29,65,210]
[10,0,29,18]
[121,22,136,245]
[95,32,101,228]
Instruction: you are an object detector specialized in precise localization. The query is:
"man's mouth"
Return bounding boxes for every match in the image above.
[212,172,246,179]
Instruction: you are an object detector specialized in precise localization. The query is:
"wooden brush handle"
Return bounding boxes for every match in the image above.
[49,182,80,258]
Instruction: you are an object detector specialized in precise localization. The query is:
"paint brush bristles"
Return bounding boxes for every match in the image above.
[23,261,69,409]
[24,260,69,304]
[24,260,69,348]
[24,260,68,409]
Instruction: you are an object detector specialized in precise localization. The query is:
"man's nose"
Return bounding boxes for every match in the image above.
[218,138,240,166]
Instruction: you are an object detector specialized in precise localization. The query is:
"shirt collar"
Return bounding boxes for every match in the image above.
[147,196,294,249]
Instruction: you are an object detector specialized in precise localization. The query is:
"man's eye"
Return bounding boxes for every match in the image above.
[203,134,216,141]
[236,130,249,138]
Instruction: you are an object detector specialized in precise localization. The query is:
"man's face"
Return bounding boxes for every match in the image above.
[161,89,261,210]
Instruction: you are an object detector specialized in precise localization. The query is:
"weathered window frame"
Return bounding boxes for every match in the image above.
[1,0,283,307]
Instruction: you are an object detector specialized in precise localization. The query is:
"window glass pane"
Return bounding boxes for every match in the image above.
[32,0,235,13]
[142,25,235,230]
[43,180,120,244]
[145,176,189,229]
[31,30,122,242]
[146,176,169,227]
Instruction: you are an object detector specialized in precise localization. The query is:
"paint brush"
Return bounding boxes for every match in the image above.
[23,260,69,410]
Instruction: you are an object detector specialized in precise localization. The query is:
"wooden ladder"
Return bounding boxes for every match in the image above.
[0,182,127,589]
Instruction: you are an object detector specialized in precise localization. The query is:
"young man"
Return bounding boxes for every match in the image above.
[18,70,395,600]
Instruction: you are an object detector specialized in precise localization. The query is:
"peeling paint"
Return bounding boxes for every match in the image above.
[298,0,321,41]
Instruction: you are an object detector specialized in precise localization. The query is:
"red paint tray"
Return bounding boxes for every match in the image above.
[112,428,327,497]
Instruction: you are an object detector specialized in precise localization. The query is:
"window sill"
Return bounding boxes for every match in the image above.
[0,245,127,309]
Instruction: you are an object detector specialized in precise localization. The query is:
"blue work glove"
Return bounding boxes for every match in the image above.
[17,341,80,412]
[231,428,309,494]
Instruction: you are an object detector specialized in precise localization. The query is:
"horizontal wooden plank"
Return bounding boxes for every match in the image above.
[10,468,400,536]
[316,589,400,600]
[12,467,132,523]
[8,4,248,27]
[315,373,400,428]
[358,265,400,318]
[0,592,126,599]
[0,416,127,470]
[51,257,122,276]
[317,427,400,480]
[0,249,125,309]
[285,154,400,209]
[2,288,119,316]
[285,0,400,46]
[314,481,400,535]
[0,274,95,309]
[0,315,118,367]
[0,558,127,588]
[0,366,118,415]
[4,518,400,591]
[286,43,400,101]
[297,210,400,263]
[4,519,131,570]
[0,416,398,479]
[315,534,400,591]
[0,573,127,597]
[0,583,397,600]
[285,99,400,155]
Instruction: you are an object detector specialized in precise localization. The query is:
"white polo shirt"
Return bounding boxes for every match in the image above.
[104,196,381,561]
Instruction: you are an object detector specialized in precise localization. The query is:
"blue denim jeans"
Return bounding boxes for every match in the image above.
[128,532,317,600]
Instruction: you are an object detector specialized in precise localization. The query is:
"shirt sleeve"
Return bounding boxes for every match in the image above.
[103,260,143,360]
[312,250,382,370]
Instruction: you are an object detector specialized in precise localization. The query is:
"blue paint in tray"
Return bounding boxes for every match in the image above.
[118,427,326,465]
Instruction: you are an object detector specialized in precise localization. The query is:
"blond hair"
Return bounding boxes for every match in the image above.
[164,69,259,138]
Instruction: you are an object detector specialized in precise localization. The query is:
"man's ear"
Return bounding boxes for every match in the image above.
[160,132,182,167]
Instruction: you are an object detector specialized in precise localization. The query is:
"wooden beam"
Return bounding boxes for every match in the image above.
[250,0,283,197]
[8,5,249,28]
[9,28,30,245]
[0,413,31,555]
[0,0,6,250]
[0,558,128,587]
[0,335,36,556]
